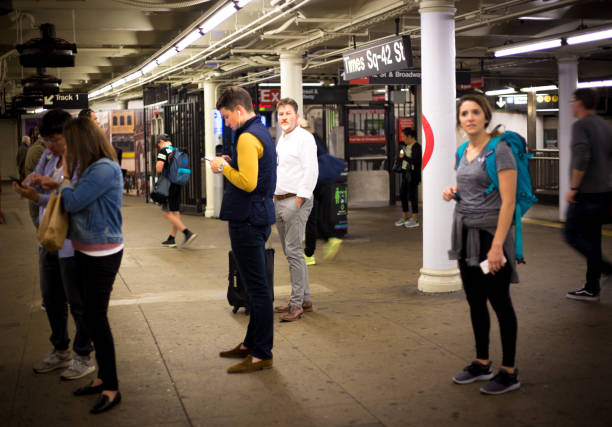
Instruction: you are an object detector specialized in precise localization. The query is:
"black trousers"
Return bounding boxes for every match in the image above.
[304,183,335,258]
[400,175,419,214]
[39,248,93,356]
[229,223,273,360]
[76,250,123,390]
[564,192,612,294]
[458,231,517,367]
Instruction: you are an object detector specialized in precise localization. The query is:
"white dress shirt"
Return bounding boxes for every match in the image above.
[275,126,318,198]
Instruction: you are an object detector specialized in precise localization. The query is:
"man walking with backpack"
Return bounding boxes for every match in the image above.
[156,134,198,247]
[564,88,612,302]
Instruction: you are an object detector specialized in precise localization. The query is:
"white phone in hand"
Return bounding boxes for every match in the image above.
[480,256,507,274]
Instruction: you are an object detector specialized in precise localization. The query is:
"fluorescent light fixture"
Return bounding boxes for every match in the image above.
[141,61,158,74]
[200,3,237,34]
[520,85,558,93]
[236,0,253,7]
[374,89,386,93]
[258,82,280,86]
[124,70,143,82]
[536,109,559,112]
[258,82,323,87]
[518,16,553,21]
[156,48,179,65]
[33,108,46,114]
[485,88,517,96]
[147,100,168,108]
[270,0,283,6]
[177,29,203,52]
[111,78,126,88]
[303,82,323,86]
[494,39,561,57]
[567,28,612,45]
[577,79,612,88]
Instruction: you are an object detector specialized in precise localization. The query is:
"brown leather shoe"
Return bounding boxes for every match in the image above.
[279,304,304,322]
[219,343,250,358]
[275,302,313,313]
[227,357,273,373]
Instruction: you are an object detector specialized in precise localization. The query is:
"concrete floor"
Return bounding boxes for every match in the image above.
[1,182,611,427]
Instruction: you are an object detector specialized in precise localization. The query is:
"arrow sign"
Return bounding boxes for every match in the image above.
[496,97,506,108]
[40,93,88,110]
[44,95,55,106]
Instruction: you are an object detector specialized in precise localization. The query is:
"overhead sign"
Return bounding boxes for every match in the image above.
[303,87,348,104]
[43,93,88,110]
[342,35,413,81]
[259,88,281,104]
[492,93,559,112]
[459,77,485,90]
[341,68,471,86]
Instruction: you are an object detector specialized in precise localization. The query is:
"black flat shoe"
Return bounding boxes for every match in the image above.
[90,391,121,414]
[74,381,103,396]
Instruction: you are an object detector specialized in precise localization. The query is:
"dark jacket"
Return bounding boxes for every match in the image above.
[219,116,277,225]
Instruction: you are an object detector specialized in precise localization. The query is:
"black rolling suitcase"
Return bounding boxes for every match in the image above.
[227,248,274,314]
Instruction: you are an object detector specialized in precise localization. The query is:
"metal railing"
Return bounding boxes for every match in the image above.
[529,149,559,194]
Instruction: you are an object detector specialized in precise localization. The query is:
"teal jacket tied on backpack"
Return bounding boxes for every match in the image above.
[165,146,191,186]
[455,130,538,263]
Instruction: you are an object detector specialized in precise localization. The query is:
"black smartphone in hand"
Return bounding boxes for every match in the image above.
[10,176,23,187]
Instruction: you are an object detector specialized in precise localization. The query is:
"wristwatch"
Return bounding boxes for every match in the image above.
[570,187,579,191]
[218,163,225,172]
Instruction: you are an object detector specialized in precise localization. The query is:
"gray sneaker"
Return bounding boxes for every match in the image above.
[33,350,72,374]
[60,354,95,380]
[453,360,494,384]
[480,369,521,395]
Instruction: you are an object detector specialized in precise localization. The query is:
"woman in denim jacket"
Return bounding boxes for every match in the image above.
[42,116,123,414]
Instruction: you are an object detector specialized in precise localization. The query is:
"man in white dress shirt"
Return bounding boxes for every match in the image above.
[273,98,318,322]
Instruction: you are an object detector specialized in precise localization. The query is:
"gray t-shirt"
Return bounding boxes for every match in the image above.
[571,114,612,193]
[456,141,516,216]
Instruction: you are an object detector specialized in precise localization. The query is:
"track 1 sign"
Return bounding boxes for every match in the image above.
[342,35,413,81]
[43,93,88,110]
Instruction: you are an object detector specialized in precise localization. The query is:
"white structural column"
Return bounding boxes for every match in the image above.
[557,56,578,222]
[418,0,461,293]
[202,80,220,217]
[279,51,303,115]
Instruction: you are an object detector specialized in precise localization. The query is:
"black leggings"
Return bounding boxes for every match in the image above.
[400,176,419,214]
[458,231,517,367]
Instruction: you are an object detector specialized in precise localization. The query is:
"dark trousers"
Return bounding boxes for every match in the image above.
[305,184,334,257]
[76,250,123,390]
[458,231,517,367]
[229,222,273,360]
[564,192,612,294]
[400,175,419,214]
[39,247,93,356]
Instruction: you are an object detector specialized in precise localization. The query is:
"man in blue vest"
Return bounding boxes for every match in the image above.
[210,87,277,373]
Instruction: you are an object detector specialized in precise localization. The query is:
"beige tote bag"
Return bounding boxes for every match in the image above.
[37,192,69,251]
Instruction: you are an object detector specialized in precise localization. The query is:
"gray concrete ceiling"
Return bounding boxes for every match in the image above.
[1,0,611,106]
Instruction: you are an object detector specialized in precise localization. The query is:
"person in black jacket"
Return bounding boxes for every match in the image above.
[394,128,421,228]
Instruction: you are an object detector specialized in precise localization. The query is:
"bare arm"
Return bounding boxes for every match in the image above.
[156,160,164,174]
[488,168,517,274]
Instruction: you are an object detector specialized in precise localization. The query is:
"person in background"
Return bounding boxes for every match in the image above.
[442,94,520,395]
[16,135,31,181]
[40,116,124,414]
[394,128,421,228]
[24,125,47,228]
[78,108,99,125]
[14,109,95,381]
[156,133,197,248]
[210,86,277,373]
[300,118,343,266]
[564,88,612,302]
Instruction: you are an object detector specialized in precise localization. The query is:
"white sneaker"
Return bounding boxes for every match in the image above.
[404,218,420,228]
[60,354,95,380]
[33,350,72,373]
[395,218,408,226]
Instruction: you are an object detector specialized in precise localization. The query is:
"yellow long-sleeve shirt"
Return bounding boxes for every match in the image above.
[222,132,264,193]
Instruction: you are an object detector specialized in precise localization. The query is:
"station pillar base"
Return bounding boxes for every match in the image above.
[418,267,461,293]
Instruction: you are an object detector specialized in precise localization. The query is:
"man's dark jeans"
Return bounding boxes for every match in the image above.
[564,192,612,294]
[229,222,273,360]
[39,247,93,356]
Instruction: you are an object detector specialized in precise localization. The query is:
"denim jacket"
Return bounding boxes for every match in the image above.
[60,158,123,245]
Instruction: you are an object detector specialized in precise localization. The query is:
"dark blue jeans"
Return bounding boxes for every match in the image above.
[39,247,93,356]
[564,192,612,294]
[228,222,273,360]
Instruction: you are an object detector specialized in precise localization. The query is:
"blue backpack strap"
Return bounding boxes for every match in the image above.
[483,136,503,195]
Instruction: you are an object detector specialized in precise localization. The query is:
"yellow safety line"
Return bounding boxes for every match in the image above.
[523,217,612,237]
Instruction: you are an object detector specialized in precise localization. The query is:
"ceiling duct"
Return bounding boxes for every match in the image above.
[22,68,61,95]
[16,23,77,68]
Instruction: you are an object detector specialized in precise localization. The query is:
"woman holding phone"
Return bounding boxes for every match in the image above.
[442,94,520,395]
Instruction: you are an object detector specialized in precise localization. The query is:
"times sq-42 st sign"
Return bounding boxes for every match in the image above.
[342,35,413,81]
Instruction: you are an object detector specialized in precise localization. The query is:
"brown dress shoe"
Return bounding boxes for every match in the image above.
[275,302,313,313]
[227,357,273,373]
[219,343,251,358]
[280,304,304,322]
